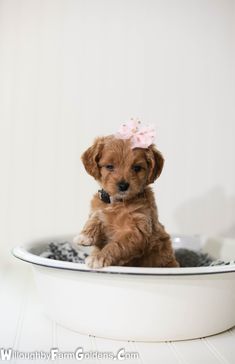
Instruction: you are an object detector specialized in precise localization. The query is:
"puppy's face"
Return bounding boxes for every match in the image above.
[82,136,164,201]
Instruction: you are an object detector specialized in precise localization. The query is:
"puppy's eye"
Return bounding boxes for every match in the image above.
[105,164,114,171]
[132,165,142,173]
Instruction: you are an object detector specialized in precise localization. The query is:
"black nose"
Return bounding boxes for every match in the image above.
[118,181,130,192]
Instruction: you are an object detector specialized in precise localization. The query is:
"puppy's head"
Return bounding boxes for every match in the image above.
[82,136,164,200]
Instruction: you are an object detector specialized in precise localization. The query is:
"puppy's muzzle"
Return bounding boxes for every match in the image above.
[117,181,129,192]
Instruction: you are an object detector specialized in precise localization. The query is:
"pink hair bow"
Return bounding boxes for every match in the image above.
[115,118,156,149]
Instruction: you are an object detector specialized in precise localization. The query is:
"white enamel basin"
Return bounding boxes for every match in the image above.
[12,235,235,342]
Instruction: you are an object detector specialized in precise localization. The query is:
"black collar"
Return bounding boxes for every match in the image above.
[98,189,111,204]
[98,189,146,204]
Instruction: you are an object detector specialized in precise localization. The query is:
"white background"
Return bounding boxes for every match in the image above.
[0,0,235,262]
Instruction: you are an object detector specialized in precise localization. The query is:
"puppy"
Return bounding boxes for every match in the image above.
[74,121,179,269]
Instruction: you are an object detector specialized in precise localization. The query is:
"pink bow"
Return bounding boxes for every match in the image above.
[115,118,156,149]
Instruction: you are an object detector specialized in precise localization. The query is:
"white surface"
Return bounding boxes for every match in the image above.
[1,261,235,363]
[12,235,235,342]
[1,0,235,265]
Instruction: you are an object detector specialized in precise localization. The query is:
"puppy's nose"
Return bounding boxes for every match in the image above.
[118,181,129,192]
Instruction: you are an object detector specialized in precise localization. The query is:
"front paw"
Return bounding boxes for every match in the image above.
[85,253,112,269]
[73,233,95,246]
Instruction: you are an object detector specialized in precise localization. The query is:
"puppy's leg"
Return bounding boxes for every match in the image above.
[165,259,180,267]
[142,225,179,267]
[156,224,179,267]
[85,246,102,267]
[86,234,144,268]
[86,216,150,268]
[73,212,104,247]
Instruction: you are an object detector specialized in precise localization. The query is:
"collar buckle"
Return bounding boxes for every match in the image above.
[98,189,111,204]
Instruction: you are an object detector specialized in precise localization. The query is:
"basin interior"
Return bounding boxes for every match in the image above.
[26,235,235,262]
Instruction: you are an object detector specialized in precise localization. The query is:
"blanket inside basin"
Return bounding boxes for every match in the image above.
[40,241,235,267]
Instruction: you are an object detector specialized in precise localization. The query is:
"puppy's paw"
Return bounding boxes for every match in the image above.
[73,234,94,246]
[85,253,112,269]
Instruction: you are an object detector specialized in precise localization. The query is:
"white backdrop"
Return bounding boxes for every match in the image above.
[1,0,235,262]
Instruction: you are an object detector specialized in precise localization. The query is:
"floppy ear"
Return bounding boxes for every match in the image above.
[146,145,164,184]
[81,137,104,180]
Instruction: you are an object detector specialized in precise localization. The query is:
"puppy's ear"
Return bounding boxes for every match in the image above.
[81,137,104,180]
[146,145,164,184]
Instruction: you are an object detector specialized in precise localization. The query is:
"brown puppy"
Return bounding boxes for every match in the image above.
[74,135,179,268]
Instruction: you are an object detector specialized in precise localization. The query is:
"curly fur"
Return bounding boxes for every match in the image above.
[74,136,179,269]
